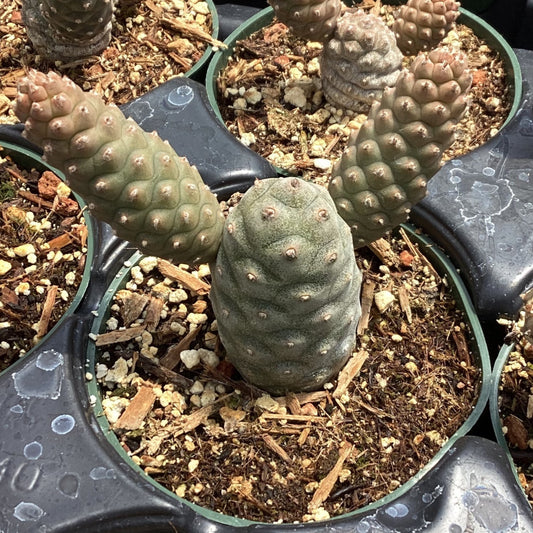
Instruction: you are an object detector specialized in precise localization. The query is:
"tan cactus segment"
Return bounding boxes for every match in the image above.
[210,177,362,394]
[268,0,342,42]
[329,47,472,248]
[15,70,225,265]
[22,0,114,62]
[393,0,461,56]
[320,9,403,112]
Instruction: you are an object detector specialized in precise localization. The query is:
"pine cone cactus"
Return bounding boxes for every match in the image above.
[268,0,342,42]
[14,70,224,265]
[329,47,472,249]
[210,177,362,394]
[393,0,461,56]
[22,0,114,62]
[320,9,403,112]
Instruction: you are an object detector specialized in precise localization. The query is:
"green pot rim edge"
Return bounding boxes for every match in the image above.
[183,0,220,79]
[205,5,523,142]
[85,223,491,528]
[489,343,524,488]
[0,140,95,375]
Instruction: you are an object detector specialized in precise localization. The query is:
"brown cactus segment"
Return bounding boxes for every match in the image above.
[22,0,114,62]
[210,177,362,394]
[268,0,342,42]
[393,0,461,56]
[15,70,225,265]
[320,9,403,112]
[329,47,472,248]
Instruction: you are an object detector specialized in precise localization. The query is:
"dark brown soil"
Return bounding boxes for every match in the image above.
[0,147,88,372]
[94,228,481,523]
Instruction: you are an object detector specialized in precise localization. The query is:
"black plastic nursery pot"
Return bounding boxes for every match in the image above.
[71,224,509,531]
[0,140,95,371]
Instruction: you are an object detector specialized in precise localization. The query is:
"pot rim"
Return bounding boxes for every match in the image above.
[0,140,95,376]
[489,342,524,487]
[85,223,491,528]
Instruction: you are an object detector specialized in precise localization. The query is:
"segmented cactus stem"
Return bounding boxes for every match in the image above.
[15,70,225,265]
[329,47,472,248]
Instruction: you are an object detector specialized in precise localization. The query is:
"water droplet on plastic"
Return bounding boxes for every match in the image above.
[51,414,75,435]
[384,502,409,518]
[90,466,117,480]
[167,85,194,108]
[483,167,496,177]
[449,524,462,533]
[13,502,45,522]
[58,473,80,498]
[23,441,43,460]
[36,350,63,371]
[10,404,23,414]
[12,350,64,400]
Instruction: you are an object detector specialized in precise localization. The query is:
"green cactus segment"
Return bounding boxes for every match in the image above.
[320,9,403,112]
[210,177,362,394]
[329,47,472,249]
[393,0,461,56]
[268,0,342,42]
[15,70,224,265]
[22,0,114,62]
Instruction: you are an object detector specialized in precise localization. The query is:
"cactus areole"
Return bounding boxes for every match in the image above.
[211,177,362,394]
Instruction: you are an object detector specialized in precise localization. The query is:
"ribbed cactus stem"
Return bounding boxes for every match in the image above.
[268,0,342,42]
[210,177,362,394]
[320,9,403,112]
[22,0,114,62]
[329,47,472,248]
[15,70,224,265]
[393,0,461,56]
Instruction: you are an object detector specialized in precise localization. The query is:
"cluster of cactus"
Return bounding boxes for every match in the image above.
[15,22,470,392]
[268,0,461,111]
[22,0,115,62]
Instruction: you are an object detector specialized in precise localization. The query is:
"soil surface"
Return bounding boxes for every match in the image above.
[0,0,220,123]
[215,1,511,186]
[496,295,533,509]
[0,147,88,372]
[94,228,481,523]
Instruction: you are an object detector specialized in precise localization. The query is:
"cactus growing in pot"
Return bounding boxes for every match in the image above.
[14,44,470,393]
[267,0,462,112]
[21,0,115,62]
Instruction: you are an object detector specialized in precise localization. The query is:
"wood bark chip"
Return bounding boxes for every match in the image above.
[137,353,194,389]
[143,296,165,332]
[156,258,210,295]
[95,324,146,346]
[333,349,369,398]
[114,386,157,430]
[261,434,293,464]
[398,285,413,324]
[159,326,200,370]
[36,285,58,338]
[357,280,376,334]
[399,228,441,282]
[309,441,354,511]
